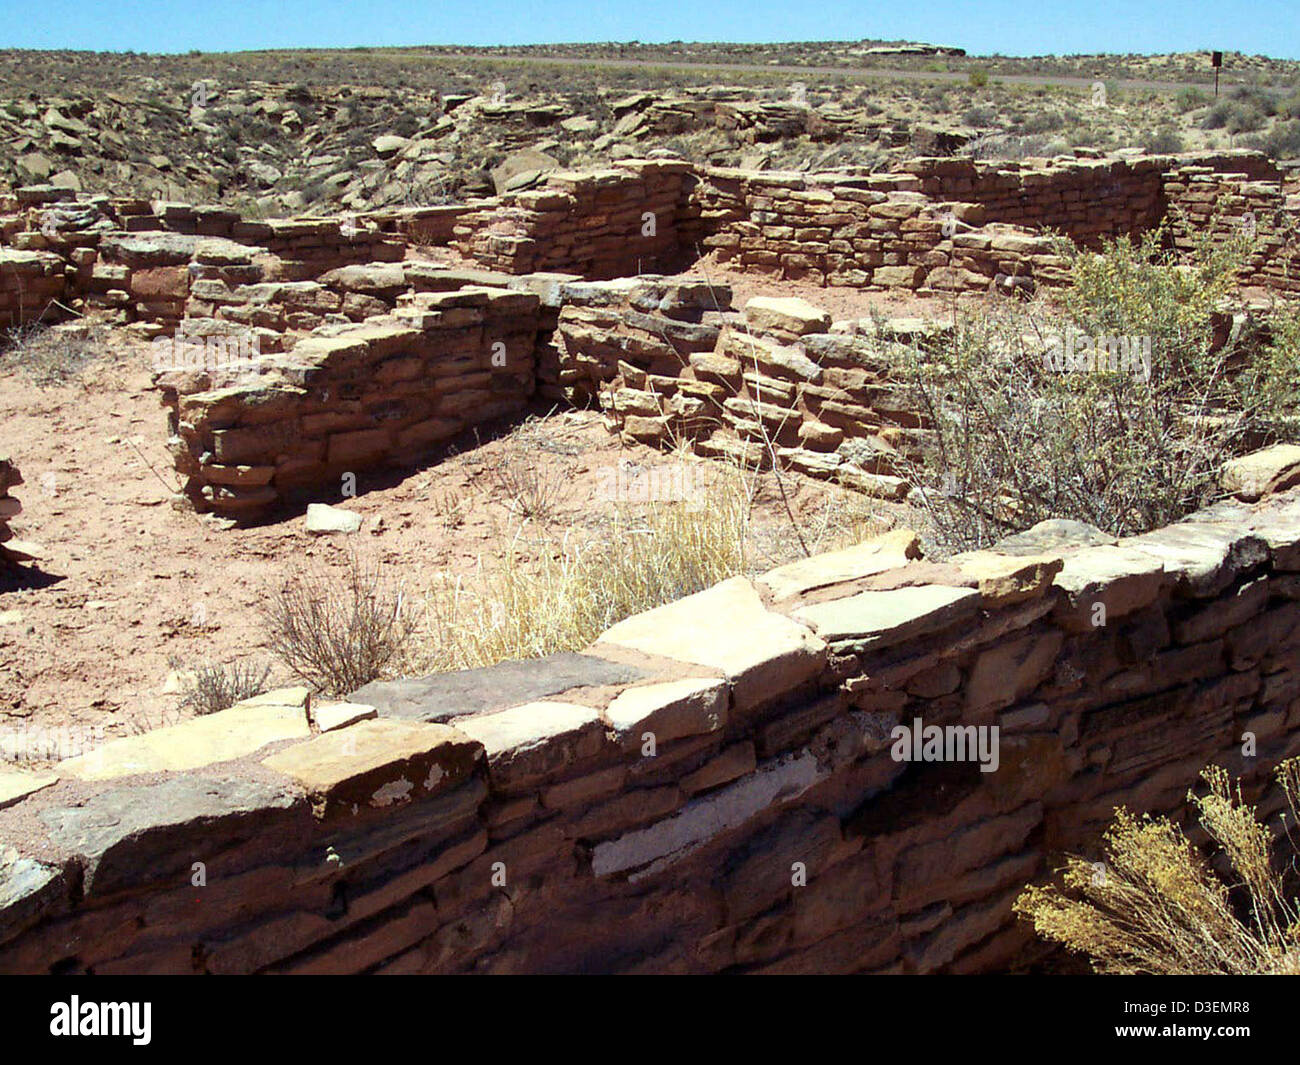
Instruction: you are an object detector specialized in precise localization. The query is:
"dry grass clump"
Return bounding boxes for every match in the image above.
[0,320,108,386]
[415,466,750,672]
[1015,761,1300,974]
[260,551,417,696]
[176,659,273,715]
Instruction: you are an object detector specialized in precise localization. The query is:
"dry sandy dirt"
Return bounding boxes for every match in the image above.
[0,282,947,763]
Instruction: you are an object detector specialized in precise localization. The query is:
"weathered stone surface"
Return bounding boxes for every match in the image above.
[38,772,305,896]
[993,518,1115,556]
[758,528,920,601]
[311,701,378,732]
[262,719,481,817]
[743,296,831,336]
[0,847,65,946]
[351,652,646,722]
[305,503,363,534]
[605,677,728,749]
[59,688,311,780]
[1221,444,1300,502]
[591,752,824,880]
[451,701,605,788]
[1051,545,1168,631]
[794,584,979,650]
[0,768,58,810]
[596,577,827,711]
[1123,523,1269,598]
[951,551,1063,608]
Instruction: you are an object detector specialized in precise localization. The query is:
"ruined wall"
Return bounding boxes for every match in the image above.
[2,484,1299,974]
[0,247,64,328]
[155,285,541,516]
[1164,163,1300,294]
[0,456,38,567]
[555,280,927,498]
[688,166,1068,293]
[451,159,692,278]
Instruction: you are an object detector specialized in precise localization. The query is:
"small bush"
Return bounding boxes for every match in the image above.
[897,222,1293,552]
[1141,126,1184,153]
[0,321,106,385]
[1243,119,1300,159]
[968,70,989,88]
[1175,86,1210,112]
[1015,761,1300,974]
[260,552,417,696]
[179,659,272,715]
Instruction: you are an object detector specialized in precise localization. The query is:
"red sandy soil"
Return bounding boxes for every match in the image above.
[0,331,912,765]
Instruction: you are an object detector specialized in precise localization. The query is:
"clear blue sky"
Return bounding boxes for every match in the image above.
[1,0,1297,60]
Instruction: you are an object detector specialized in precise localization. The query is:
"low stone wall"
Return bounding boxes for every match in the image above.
[155,284,541,516]
[1164,163,1300,294]
[452,159,691,278]
[2,482,1299,974]
[688,166,1068,293]
[0,248,65,328]
[555,283,933,497]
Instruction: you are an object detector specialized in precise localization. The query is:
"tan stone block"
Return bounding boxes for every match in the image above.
[596,577,826,712]
[759,528,920,601]
[451,701,606,789]
[0,767,58,809]
[605,677,728,749]
[262,718,481,816]
[61,688,312,781]
[950,550,1063,608]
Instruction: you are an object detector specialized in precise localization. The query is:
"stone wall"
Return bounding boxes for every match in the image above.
[0,247,64,329]
[451,159,692,278]
[1164,163,1300,294]
[688,165,1068,293]
[155,284,541,516]
[2,481,1299,973]
[554,282,934,498]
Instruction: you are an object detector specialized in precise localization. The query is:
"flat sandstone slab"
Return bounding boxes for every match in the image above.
[0,768,58,810]
[596,576,826,711]
[758,529,921,601]
[794,584,979,649]
[262,719,481,816]
[58,688,312,781]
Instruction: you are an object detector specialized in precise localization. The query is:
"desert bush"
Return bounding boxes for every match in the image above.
[1141,126,1184,153]
[417,467,750,671]
[897,222,1295,552]
[962,104,998,127]
[0,320,107,386]
[260,552,417,696]
[1202,98,1268,133]
[968,70,989,88]
[1175,86,1210,112]
[1243,119,1300,159]
[1015,761,1300,974]
[178,659,272,715]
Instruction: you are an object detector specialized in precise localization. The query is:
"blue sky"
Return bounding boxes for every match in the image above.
[1,0,1297,59]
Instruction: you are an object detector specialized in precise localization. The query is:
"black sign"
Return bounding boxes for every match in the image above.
[1212,50,1223,67]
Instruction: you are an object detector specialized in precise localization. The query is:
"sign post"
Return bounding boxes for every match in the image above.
[1212,51,1223,97]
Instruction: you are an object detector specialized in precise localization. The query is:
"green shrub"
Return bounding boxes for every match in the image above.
[897,223,1295,552]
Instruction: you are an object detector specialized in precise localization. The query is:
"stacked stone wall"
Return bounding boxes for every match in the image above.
[3,484,1299,973]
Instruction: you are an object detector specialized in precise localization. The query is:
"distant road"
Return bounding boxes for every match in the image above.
[433,52,1222,94]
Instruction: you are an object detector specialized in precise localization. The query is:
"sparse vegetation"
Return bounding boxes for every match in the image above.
[1015,761,1300,974]
[260,551,418,696]
[176,659,273,715]
[898,220,1299,553]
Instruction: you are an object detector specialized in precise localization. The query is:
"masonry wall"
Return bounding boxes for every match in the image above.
[155,285,541,516]
[451,159,692,278]
[2,483,1299,974]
